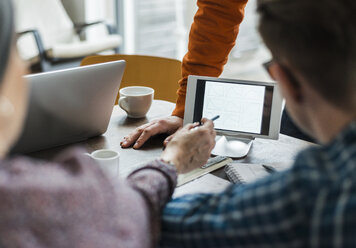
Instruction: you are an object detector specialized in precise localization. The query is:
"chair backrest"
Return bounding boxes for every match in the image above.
[14,0,76,60]
[81,55,182,103]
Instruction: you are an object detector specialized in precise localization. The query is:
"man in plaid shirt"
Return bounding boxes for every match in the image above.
[160,0,356,247]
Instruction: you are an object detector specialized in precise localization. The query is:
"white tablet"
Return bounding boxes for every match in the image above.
[184,75,283,140]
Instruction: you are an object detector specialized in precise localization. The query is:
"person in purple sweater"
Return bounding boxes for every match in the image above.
[0,1,216,247]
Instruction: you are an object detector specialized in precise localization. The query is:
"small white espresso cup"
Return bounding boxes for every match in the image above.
[118,86,154,118]
[85,149,120,178]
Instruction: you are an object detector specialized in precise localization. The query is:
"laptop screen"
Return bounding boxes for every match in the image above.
[193,79,274,135]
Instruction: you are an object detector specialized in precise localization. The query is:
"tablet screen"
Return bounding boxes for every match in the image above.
[193,80,274,135]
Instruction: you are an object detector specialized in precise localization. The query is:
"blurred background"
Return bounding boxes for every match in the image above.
[15,0,271,81]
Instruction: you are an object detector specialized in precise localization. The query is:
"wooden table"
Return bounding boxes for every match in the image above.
[31,100,312,178]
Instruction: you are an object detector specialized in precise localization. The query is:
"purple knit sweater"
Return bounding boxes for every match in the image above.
[0,148,177,248]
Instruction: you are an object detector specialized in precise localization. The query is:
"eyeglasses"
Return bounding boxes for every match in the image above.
[263,59,275,80]
[262,59,300,88]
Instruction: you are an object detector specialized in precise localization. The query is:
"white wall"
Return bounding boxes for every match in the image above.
[184,1,198,30]
[232,0,261,56]
[177,0,198,58]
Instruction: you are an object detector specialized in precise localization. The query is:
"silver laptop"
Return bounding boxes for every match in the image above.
[11,60,126,154]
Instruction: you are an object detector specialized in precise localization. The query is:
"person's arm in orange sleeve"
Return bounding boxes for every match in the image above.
[172,0,248,118]
[121,0,248,149]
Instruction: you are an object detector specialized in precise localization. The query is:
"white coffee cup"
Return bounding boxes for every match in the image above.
[118,86,154,118]
[86,149,120,178]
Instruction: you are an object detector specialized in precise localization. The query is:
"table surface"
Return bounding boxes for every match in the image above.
[31,100,313,178]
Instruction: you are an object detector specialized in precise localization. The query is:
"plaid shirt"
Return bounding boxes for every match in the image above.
[160,121,356,248]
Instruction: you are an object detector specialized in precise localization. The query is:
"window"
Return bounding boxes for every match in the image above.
[122,0,186,59]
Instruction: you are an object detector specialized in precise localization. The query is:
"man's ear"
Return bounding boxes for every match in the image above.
[269,63,303,103]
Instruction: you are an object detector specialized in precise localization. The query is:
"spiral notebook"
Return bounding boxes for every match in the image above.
[224,162,271,184]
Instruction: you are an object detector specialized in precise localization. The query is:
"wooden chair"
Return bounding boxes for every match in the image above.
[80,55,182,104]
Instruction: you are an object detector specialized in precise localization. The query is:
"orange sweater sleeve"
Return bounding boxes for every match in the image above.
[172,0,248,118]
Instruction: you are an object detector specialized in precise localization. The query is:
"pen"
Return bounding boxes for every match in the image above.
[262,164,276,173]
[200,115,220,125]
[210,115,220,122]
